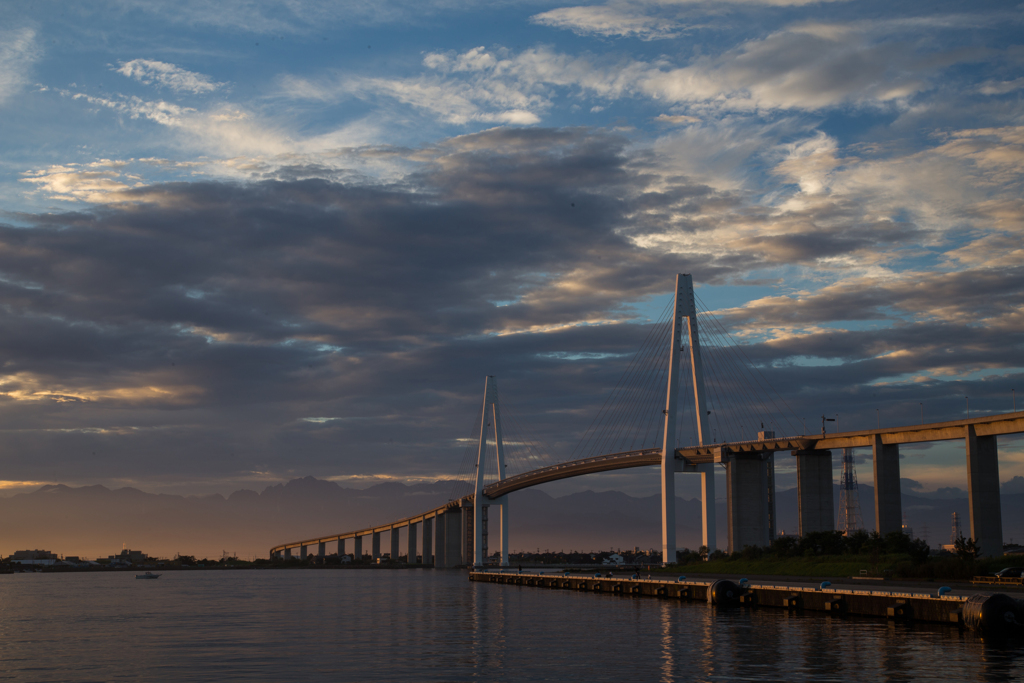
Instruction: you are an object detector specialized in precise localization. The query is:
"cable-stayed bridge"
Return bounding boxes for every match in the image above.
[271,275,1024,565]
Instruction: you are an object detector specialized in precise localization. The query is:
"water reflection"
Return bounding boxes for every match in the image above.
[0,571,1021,682]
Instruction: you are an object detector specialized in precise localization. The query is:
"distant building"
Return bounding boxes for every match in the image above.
[11,549,59,566]
[107,548,151,566]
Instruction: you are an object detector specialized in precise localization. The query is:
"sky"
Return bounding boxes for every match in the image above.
[0,0,1022,503]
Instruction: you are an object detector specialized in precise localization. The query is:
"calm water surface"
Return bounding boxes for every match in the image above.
[1,569,1022,681]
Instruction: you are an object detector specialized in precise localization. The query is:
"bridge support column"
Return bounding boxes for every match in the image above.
[499,497,509,566]
[700,464,717,553]
[408,523,418,563]
[422,518,433,565]
[300,545,307,561]
[338,538,346,559]
[353,535,363,561]
[796,449,834,536]
[435,513,448,567]
[726,455,773,553]
[872,435,902,536]
[462,505,474,566]
[283,548,291,561]
[318,541,325,558]
[372,532,381,561]
[447,508,464,566]
[767,453,776,541]
[390,527,401,562]
[966,426,1003,557]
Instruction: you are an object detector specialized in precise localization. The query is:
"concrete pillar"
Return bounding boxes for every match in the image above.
[872,435,902,536]
[338,538,346,558]
[390,527,400,561]
[408,522,418,563]
[446,508,463,566]
[317,541,325,558]
[796,449,834,536]
[353,535,363,561]
[966,426,1003,557]
[372,532,381,561]
[726,455,772,553]
[422,518,433,565]
[767,453,776,541]
[434,513,447,567]
[499,497,509,566]
[461,505,473,566]
[300,545,307,560]
[284,547,292,560]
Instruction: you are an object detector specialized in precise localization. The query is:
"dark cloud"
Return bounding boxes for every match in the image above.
[0,127,1021,492]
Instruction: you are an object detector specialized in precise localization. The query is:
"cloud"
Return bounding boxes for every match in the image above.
[532,4,686,41]
[0,27,39,106]
[3,124,1023,491]
[115,59,226,94]
[279,54,547,126]
[531,0,852,40]
[308,26,985,128]
[51,87,297,160]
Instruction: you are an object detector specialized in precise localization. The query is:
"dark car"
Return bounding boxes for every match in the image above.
[995,567,1024,578]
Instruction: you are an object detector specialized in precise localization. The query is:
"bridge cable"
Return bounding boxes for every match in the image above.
[587,314,673,458]
[694,295,803,435]
[568,300,674,460]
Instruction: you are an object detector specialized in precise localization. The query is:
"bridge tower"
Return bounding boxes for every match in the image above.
[662,274,717,566]
[474,376,509,568]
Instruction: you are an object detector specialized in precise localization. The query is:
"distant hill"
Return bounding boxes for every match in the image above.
[2,477,1022,560]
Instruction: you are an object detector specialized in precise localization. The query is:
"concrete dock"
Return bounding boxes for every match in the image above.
[470,570,1024,631]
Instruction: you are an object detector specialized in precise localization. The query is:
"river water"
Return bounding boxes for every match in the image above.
[0,569,1021,682]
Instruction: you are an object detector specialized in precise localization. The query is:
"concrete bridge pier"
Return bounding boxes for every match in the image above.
[462,505,474,566]
[434,512,448,567]
[338,538,346,558]
[317,541,325,558]
[353,535,363,561]
[372,532,381,561]
[422,518,433,565]
[450,507,465,566]
[966,426,1003,557]
[436,508,464,567]
[795,449,834,535]
[872,435,902,535]
[390,527,400,561]
[726,454,774,553]
[300,545,307,561]
[408,522,418,563]
[284,548,292,561]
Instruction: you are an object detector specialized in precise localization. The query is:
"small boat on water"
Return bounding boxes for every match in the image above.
[135,572,161,579]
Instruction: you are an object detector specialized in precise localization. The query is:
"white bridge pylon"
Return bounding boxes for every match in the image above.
[663,273,717,566]
[474,376,509,567]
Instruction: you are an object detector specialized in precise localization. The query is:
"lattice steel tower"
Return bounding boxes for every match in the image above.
[837,448,865,535]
